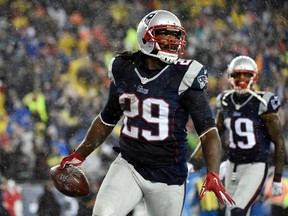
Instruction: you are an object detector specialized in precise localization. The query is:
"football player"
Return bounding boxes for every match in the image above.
[60,10,235,216]
[216,56,286,216]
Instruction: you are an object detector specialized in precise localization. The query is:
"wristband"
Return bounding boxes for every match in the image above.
[73,151,85,161]
[209,171,220,178]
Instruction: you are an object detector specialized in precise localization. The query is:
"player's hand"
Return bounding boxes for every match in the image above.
[60,152,85,169]
[199,172,235,205]
[270,181,283,197]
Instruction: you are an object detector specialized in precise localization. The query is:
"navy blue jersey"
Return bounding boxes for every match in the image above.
[216,90,281,164]
[100,54,215,185]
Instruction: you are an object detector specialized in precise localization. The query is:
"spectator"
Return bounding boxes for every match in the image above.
[0,184,10,216]
[2,179,23,216]
[37,184,61,216]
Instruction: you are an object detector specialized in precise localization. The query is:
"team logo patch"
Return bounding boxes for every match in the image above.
[271,95,281,110]
[197,75,208,89]
[137,85,149,94]
[233,111,241,116]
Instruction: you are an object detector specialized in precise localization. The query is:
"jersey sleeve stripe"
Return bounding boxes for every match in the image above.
[258,92,273,115]
[199,127,218,138]
[99,112,117,126]
[178,60,203,95]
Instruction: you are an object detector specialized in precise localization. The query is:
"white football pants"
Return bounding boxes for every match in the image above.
[225,160,267,216]
[92,154,185,216]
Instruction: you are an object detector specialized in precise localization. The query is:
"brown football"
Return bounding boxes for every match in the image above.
[50,165,90,197]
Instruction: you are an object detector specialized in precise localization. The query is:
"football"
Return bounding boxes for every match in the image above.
[50,165,90,197]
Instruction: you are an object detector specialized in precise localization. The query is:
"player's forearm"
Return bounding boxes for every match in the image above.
[200,128,222,173]
[273,139,285,182]
[75,115,114,158]
[262,113,286,182]
[216,111,225,137]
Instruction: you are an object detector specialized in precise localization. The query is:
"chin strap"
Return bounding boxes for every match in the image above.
[157,51,178,64]
[141,47,178,64]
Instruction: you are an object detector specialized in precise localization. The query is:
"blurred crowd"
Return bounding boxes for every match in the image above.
[0,0,287,215]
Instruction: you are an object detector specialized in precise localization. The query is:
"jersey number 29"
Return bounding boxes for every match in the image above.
[120,93,169,141]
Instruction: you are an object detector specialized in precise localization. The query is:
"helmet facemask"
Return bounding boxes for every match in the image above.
[137,10,186,64]
[228,70,258,94]
[227,56,259,94]
[144,25,185,56]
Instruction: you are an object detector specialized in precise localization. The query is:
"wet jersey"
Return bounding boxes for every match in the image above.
[216,90,281,164]
[100,55,215,185]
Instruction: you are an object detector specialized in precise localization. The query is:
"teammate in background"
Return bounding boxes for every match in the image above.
[59,10,235,216]
[215,55,286,216]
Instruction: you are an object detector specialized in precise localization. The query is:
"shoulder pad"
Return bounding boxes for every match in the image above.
[216,90,233,109]
[108,56,133,86]
[177,59,208,95]
[216,93,223,109]
[108,57,116,84]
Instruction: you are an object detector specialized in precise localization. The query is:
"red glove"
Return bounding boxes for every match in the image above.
[60,152,85,169]
[199,172,235,205]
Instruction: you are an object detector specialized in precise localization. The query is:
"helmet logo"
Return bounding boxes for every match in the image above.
[271,96,281,110]
[144,12,156,26]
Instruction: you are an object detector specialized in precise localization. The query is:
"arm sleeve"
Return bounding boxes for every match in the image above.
[180,89,216,135]
[100,82,123,125]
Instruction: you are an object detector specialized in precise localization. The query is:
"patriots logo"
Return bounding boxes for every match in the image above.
[271,95,281,110]
[197,74,208,89]
[144,12,156,26]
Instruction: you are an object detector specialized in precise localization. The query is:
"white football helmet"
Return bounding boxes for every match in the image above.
[137,10,186,64]
[227,56,258,94]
